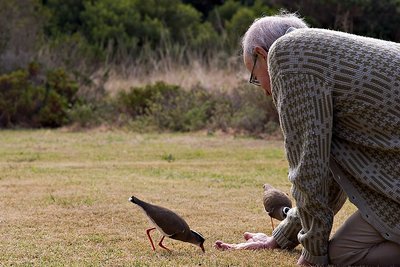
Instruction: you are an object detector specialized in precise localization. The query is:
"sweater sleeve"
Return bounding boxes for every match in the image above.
[272,171,347,252]
[271,72,337,265]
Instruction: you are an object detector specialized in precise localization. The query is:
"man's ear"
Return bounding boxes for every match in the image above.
[254,46,268,60]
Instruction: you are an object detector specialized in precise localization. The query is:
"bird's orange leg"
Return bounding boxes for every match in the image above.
[146,227,156,251]
[158,236,171,252]
[270,216,275,231]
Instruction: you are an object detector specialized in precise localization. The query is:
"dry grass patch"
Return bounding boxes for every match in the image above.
[103,59,246,95]
[0,130,356,266]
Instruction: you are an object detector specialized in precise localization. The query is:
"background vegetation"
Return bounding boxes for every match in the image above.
[1,0,399,134]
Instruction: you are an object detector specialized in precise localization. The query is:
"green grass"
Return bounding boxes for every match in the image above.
[0,130,356,266]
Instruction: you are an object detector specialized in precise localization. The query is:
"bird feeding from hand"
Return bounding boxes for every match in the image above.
[129,196,205,252]
[262,184,292,231]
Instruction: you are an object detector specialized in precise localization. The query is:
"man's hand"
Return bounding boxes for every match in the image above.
[297,255,313,266]
[214,232,280,250]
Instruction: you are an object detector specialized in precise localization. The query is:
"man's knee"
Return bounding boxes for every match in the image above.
[328,211,374,266]
[328,238,341,265]
[328,237,369,266]
[328,237,347,265]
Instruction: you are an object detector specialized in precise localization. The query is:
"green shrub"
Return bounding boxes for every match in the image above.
[115,81,279,135]
[117,81,181,118]
[208,98,233,132]
[67,102,96,127]
[0,63,79,128]
[0,69,38,126]
[213,83,279,135]
[117,82,216,132]
[67,98,118,128]
[0,70,279,135]
[149,86,216,131]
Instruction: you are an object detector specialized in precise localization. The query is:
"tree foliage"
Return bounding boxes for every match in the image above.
[42,0,220,61]
[0,0,45,73]
[38,0,400,63]
[1,0,399,130]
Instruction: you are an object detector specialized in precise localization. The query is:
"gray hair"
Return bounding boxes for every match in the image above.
[241,13,308,56]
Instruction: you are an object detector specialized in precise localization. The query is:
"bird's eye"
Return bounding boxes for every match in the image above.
[283,207,291,217]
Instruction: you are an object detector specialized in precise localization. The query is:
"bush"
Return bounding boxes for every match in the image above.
[231,84,279,133]
[149,85,216,131]
[117,81,181,118]
[0,63,79,128]
[67,100,118,128]
[115,81,279,135]
[0,68,279,136]
[210,84,279,136]
[117,82,216,132]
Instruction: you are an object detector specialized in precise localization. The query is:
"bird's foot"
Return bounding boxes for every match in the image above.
[158,236,172,252]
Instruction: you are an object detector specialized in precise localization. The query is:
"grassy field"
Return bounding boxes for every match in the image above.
[0,130,356,266]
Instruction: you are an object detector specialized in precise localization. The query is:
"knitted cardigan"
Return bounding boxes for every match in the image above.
[269,28,400,265]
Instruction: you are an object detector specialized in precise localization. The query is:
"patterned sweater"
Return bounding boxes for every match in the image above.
[268,28,400,265]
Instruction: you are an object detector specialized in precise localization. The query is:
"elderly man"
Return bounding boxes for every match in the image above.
[215,13,400,266]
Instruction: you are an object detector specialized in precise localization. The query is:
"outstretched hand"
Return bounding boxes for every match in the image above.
[214,232,279,250]
[297,255,313,266]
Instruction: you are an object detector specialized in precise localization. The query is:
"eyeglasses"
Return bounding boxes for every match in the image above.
[249,54,261,86]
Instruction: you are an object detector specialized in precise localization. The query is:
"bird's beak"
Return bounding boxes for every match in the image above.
[267,207,275,217]
[200,243,205,253]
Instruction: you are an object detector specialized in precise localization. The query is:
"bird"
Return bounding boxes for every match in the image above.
[129,196,205,253]
[262,184,292,230]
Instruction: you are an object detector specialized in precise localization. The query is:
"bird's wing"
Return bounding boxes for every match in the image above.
[146,205,190,236]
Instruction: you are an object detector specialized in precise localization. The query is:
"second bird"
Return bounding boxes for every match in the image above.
[129,196,205,252]
[262,184,292,230]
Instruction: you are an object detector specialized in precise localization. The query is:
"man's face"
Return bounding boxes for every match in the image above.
[244,51,271,96]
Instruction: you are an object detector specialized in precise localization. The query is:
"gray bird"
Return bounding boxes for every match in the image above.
[129,196,205,252]
[262,184,292,230]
